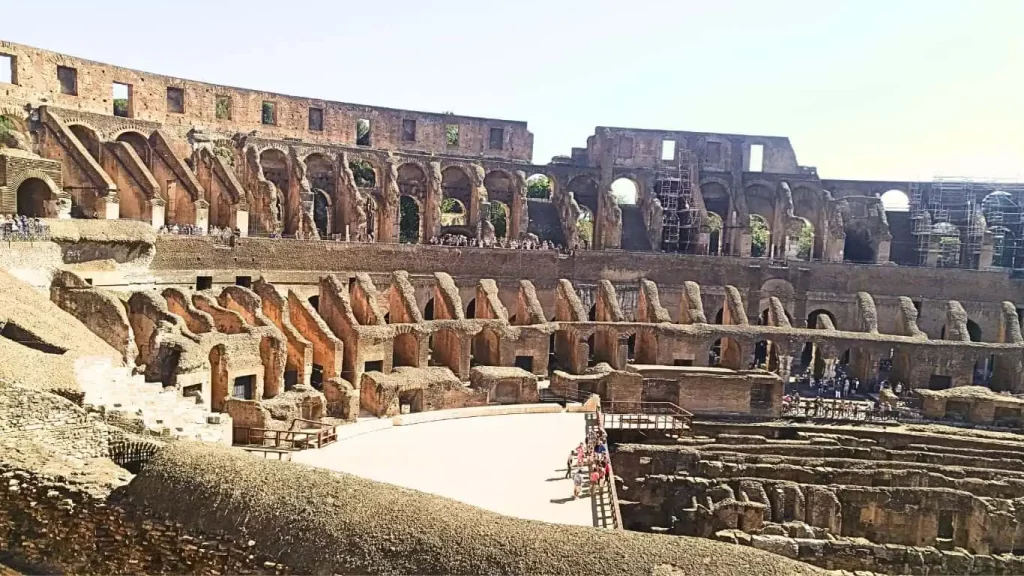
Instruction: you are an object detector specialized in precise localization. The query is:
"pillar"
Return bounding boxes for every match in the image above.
[777,355,794,385]
[194,199,209,234]
[103,195,120,219]
[150,198,166,229]
[233,203,249,237]
[876,237,891,264]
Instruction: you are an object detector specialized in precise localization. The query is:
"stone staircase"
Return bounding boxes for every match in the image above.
[74,357,229,444]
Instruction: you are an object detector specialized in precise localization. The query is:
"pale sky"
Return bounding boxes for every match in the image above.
[4,0,1022,181]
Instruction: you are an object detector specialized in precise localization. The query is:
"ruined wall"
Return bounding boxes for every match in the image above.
[0,40,533,162]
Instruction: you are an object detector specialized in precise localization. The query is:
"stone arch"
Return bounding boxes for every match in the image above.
[749,213,770,258]
[760,279,796,302]
[611,176,639,205]
[15,177,58,217]
[487,200,509,239]
[880,189,910,212]
[843,221,875,263]
[567,175,599,214]
[706,211,725,255]
[397,162,427,200]
[305,153,335,194]
[259,148,290,194]
[484,170,515,206]
[745,182,776,225]
[700,180,731,223]
[68,123,101,162]
[441,197,468,228]
[526,173,554,200]
[441,165,472,207]
[399,195,422,243]
[787,216,815,261]
[313,189,332,237]
[349,157,378,188]
[115,130,152,166]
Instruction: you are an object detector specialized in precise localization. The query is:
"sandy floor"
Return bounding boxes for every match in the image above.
[293,412,594,526]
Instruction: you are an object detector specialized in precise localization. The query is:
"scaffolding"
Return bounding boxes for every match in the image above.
[912,177,1024,269]
[655,147,699,253]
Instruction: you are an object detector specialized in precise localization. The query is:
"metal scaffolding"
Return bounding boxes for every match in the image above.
[655,148,699,253]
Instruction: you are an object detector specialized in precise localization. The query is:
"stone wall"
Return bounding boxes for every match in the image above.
[0,40,533,162]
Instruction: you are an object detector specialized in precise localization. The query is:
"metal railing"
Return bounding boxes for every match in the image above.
[781,398,900,423]
[600,401,693,431]
[233,417,337,450]
[586,411,623,531]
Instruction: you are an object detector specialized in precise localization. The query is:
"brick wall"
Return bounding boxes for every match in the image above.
[0,40,533,162]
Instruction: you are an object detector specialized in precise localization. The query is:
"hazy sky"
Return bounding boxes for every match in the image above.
[4,0,1022,181]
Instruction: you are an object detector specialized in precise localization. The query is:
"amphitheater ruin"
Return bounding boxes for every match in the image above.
[2,39,1024,574]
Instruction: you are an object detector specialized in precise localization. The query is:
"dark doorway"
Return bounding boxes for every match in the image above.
[514,355,534,372]
[284,370,298,391]
[311,363,324,390]
[233,375,255,400]
[364,360,384,373]
[928,374,952,390]
[196,276,213,291]
[235,276,252,288]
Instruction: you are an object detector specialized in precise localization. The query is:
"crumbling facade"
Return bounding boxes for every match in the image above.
[2,40,1022,271]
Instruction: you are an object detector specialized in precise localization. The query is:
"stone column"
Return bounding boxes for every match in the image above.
[103,195,120,219]
[876,236,892,264]
[233,202,249,237]
[194,199,210,234]
[469,164,486,229]
[150,197,166,229]
[777,355,794,384]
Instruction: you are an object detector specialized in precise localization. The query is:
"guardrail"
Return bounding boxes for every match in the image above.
[782,398,900,423]
[586,410,623,531]
[233,417,337,450]
[600,401,693,431]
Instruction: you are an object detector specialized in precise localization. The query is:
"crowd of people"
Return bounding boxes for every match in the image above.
[158,224,238,242]
[781,394,893,420]
[566,426,612,500]
[0,215,50,241]
[429,234,572,253]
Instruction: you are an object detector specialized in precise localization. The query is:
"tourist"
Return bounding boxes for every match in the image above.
[572,469,583,499]
[589,464,600,494]
[576,442,585,467]
[565,450,575,479]
[894,381,903,397]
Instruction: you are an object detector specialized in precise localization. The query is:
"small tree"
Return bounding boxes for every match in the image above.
[0,116,14,148]
[445,124,460,147]
[577,212,594,248]
[113,98,129,117]
[797,222,814,260]
[527,175,552,199]
[356,119,371,146]
[750,216,769,257]
[349,160,376,188]
[489,202,507,238]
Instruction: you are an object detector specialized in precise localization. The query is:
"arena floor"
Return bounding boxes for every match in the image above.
[293,412,594,526]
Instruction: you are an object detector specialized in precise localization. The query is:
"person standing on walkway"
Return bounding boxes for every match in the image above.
[565,450,575,479]
[572,469,583,499]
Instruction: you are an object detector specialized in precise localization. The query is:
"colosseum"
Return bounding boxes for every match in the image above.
[1,39,1024,575]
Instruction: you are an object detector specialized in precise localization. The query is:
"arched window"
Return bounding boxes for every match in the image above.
[611,178,638,205]
[880,189,910,212]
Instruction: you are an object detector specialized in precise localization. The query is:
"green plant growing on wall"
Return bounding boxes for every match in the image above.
[750,216,769,257]
[527,175,552,199]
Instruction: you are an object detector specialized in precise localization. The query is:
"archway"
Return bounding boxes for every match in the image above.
[116,131,152,165]
[611,177,638,205]
[397,163,426,199]
[399,196,421,243]
[567,175,599,214]
[706,212,724,255]
[441,166,472,207]
[749,214,769,258]
[349,160,377,188]
[259,149,289,194]
[484,170,515,206]
[527,174,552,200]
[843,225,874,263]
[982,191,1018,268]
[313,190,331,238]
[466,298,477,319]
[801,310,838,377]
[16,178,54,217]
[441,198,467,227]
[306,154,335,195]
[423,298,435,321]
[488,201,509,239]
[880,189,910,212]
[787,217,814,261]
[577,207,594,249]
[68,124,100,162]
